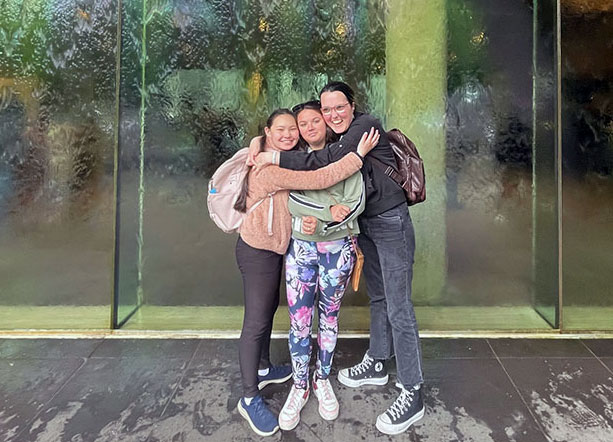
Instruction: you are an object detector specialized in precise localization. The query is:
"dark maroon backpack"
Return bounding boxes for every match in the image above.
[371,129,426,206]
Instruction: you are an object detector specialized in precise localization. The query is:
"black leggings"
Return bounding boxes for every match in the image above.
[236,237,283,398]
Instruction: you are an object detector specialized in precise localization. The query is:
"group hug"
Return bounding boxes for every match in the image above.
[215,81,425,437]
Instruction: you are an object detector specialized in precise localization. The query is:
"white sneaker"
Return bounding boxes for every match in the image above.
[312,374,339,420]
[278,385,309,431]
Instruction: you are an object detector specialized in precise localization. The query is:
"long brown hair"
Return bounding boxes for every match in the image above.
[293,100,338,148]
[234,108,296,212]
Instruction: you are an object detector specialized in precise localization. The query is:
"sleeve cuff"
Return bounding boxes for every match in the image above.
[278,151,287,168]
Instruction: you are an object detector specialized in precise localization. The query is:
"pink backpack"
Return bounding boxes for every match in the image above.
[207,148,272,233]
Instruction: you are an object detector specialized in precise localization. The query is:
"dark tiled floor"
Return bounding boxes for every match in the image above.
[0,338,612,442]
[502,357,613,442]
[90,338,200,359]
[488,338,593,358]
[421,338,494,359]
[0,339,103,359]
[601,358,613,372]
[583,339,613,358]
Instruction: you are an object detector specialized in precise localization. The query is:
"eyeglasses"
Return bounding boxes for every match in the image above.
[291,100,321,114]
[321,102,351,116]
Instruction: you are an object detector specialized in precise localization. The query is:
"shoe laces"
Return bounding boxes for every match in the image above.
[349,353,374,376]
[286,386,307,412]
[387,388,415,420]
[316,377,334,403]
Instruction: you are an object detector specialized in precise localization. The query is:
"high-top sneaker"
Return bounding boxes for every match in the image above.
[278,385,309,431]
[312,373,339,420]
[375,386,425,435]
[337,351,389,388]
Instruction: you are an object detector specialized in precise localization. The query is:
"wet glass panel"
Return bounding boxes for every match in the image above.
[116,0,387,329]
[442,0,557,329]
[115,0,559,331]
[0,1,117,329]
[561,1,613,330]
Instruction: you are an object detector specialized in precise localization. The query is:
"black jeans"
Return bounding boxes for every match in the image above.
[358,203,424,388]
[235,237,283,398]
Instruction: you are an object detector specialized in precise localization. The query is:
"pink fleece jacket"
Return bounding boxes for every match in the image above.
[239,152,363,254]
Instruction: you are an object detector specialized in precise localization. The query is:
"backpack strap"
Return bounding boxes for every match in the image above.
[370,156,406,188]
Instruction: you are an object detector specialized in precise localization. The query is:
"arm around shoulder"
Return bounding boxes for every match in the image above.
[263,153,362,192]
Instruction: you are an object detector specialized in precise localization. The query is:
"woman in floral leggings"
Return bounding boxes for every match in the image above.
[278,101,366,430]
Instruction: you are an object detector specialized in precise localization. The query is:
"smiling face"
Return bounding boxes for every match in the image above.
[320,90,355,134]
[264,113,299,151]
[296,108,327,149]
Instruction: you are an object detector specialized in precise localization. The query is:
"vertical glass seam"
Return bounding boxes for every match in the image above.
[531,0,538,323]
[111,0,124,329]
[556,0,563,330]
[137,0,147,307]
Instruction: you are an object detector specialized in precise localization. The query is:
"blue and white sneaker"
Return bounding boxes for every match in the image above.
[237,395,279,437]
[258,365,292,390]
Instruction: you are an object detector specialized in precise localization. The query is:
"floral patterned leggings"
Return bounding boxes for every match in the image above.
[285,237,355,389]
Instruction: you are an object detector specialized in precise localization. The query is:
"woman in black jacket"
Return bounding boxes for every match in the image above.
[254,81,425,436]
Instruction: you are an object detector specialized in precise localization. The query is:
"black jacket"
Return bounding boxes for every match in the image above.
[279,112,405,217]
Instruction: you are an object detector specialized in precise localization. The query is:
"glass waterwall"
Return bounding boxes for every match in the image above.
[561,1,613,330]
[0,1,117,329]
[0,1,611,332]
[115,0,390,329]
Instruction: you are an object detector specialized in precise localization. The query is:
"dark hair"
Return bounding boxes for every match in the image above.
[319,81,355,105]
[291,99,320,114]
[234,108,296,212]
[292,100,337,147]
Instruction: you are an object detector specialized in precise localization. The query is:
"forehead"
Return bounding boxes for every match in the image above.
[321,91,348,106]
[271,114,297,127]
[297,109,323,122]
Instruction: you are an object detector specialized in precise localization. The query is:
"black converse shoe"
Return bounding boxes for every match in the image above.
[337,351,389,388]
[376,386,425,435]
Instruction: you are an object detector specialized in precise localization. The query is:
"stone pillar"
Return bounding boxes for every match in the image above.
[386,0,447,303]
